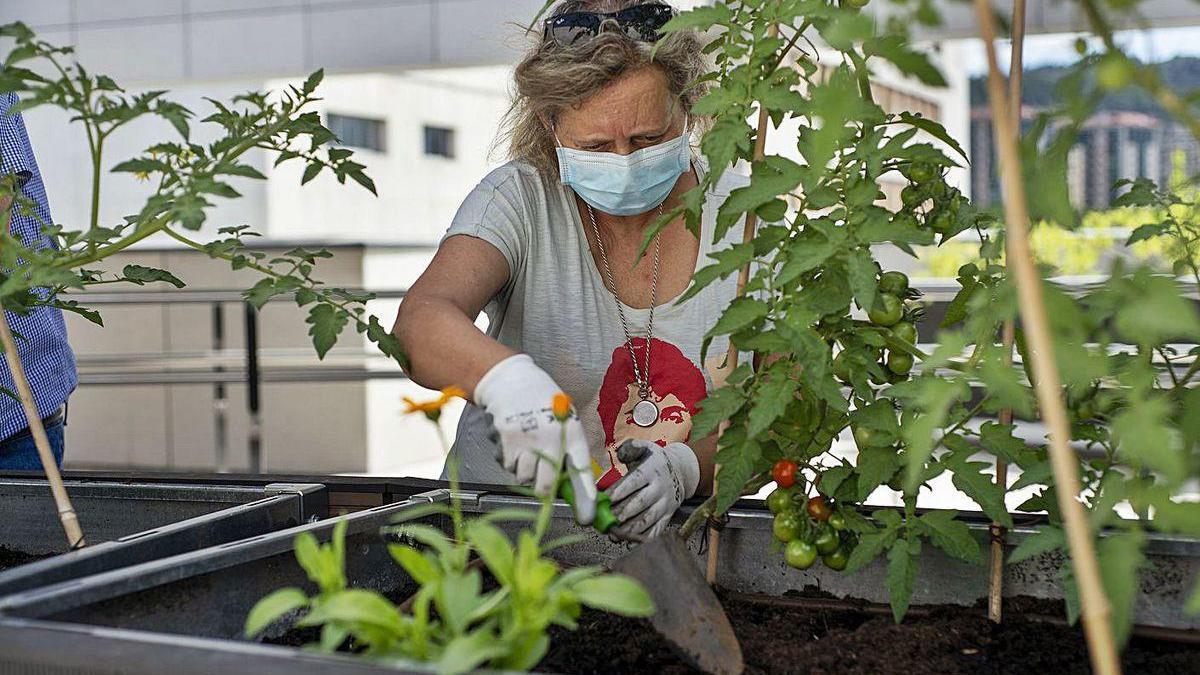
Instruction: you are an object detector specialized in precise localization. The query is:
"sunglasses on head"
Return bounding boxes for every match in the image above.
[542,3,676,47]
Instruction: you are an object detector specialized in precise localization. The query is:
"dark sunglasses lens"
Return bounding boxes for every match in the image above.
[545,13,601,45]
[616,4,674,41]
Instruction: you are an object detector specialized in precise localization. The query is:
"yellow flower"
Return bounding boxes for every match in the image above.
[552,392,572,422]
[403,385,466,422]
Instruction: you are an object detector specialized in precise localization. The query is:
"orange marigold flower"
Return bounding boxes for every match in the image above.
[403,385,466,423]
[551,391,572,421]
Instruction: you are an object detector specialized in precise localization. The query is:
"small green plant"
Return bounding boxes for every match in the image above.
[245,484,653,674]
[246,393,652,674]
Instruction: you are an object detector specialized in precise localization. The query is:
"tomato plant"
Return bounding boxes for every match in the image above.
[0,23,406,367]
[668,0,1200,634]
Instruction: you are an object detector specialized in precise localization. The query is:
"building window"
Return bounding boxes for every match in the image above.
[327,113,386,152]
[423,126,455,159]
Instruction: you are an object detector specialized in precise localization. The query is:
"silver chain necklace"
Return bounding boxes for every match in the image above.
[586,202,662,428]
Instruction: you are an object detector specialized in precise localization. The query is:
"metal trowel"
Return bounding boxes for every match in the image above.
[560,459,744,675]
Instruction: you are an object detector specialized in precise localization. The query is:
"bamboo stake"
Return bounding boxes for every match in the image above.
[706,20,780,586]
[0,311,85,549]
[972,1,1118,672]
[988,0,1026,625]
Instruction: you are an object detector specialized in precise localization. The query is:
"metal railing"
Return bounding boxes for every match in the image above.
[73,288,409,473]
[66,278,1199,473]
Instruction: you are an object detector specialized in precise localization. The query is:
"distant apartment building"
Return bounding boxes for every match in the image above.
[971,106,1199,211]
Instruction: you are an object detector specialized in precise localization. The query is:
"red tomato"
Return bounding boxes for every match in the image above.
[807,495,833,522]
[772,459,798,488]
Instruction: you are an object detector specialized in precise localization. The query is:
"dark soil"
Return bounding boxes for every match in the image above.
[261,582,1199,674]
[538,590,1200,675]
[0,546,51,572]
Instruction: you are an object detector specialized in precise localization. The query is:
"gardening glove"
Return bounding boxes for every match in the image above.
[608,439,700,542]
[474,353,596,526]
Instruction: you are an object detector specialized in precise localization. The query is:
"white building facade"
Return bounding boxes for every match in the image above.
[8,2,969,475]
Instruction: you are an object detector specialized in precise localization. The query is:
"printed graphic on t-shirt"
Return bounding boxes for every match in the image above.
[595,337,707,488]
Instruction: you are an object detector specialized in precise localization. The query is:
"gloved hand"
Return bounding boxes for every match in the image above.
[474,354,595,525]
[608,439,700,542]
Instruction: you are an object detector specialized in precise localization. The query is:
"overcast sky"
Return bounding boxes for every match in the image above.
[958,25,1200,75]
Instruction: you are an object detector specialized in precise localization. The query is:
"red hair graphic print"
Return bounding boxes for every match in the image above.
[595,337,707,488]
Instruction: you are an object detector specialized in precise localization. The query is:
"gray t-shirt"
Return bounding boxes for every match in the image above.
[442,158,750,486]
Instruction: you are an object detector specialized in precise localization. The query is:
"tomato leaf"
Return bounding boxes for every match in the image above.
[918,510,982,564]
[844,524,898,574]
[1099,530,1145,646]
[847,247,878,314]
[947,454,1013,529]
[692,385,747,439]
[707,297,770,338]
[886,535,920,623]
[1009,525,1065,564]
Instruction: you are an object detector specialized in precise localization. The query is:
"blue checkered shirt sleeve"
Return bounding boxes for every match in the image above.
[0,91,78,439]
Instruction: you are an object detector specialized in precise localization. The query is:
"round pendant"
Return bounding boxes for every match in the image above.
[632,398,659,428]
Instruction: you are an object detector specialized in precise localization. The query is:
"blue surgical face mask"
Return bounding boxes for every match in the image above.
[556,119,691,217]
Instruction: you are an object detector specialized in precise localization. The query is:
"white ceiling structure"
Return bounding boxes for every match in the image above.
[1,1,1197,84]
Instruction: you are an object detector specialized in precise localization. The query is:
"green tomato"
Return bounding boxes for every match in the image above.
[890,321,918,345]
[828,512,847,532]
[892,212,920,230]
[930,210,955,234]
[853,426,876,449]
[814,528,840,556]
[1097,53,1134,91]
[823,547,850,571]
[773,511,803,543]
[878,271,909,296]
[840,0,870,8]
[868,294,903,327]
[887,350,914,375]
[766,487,795,515]
[785,539,819,570]
[905,162,937,183]
[833,351,852,383]
[900,185,925,207]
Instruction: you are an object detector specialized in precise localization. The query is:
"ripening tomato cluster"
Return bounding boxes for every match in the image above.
[898,161,964,239]
[768,460,855,572]
[832,270,920,385]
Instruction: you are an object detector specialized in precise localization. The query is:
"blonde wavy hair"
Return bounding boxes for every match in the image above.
[500,0,710,176]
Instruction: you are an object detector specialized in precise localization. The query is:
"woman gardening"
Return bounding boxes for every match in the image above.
[393,1,753,541]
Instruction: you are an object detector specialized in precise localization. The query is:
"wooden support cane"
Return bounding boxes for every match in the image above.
[972,1,1119,672]
[0,311,86,549]
[706,20,780,586]
[988,0,1026,625]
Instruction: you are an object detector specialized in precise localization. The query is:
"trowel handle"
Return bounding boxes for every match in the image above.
[559,479,619,534]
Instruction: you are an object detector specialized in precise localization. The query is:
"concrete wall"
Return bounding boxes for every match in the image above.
[64,245,377,474]
[0,0,549,84]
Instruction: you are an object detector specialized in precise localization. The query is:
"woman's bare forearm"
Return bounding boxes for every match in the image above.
[691,433,718,495]
[393,295,515,399]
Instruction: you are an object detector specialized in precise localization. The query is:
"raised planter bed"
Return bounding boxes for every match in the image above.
[0,485,1195,674]
[0,478,327,596]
